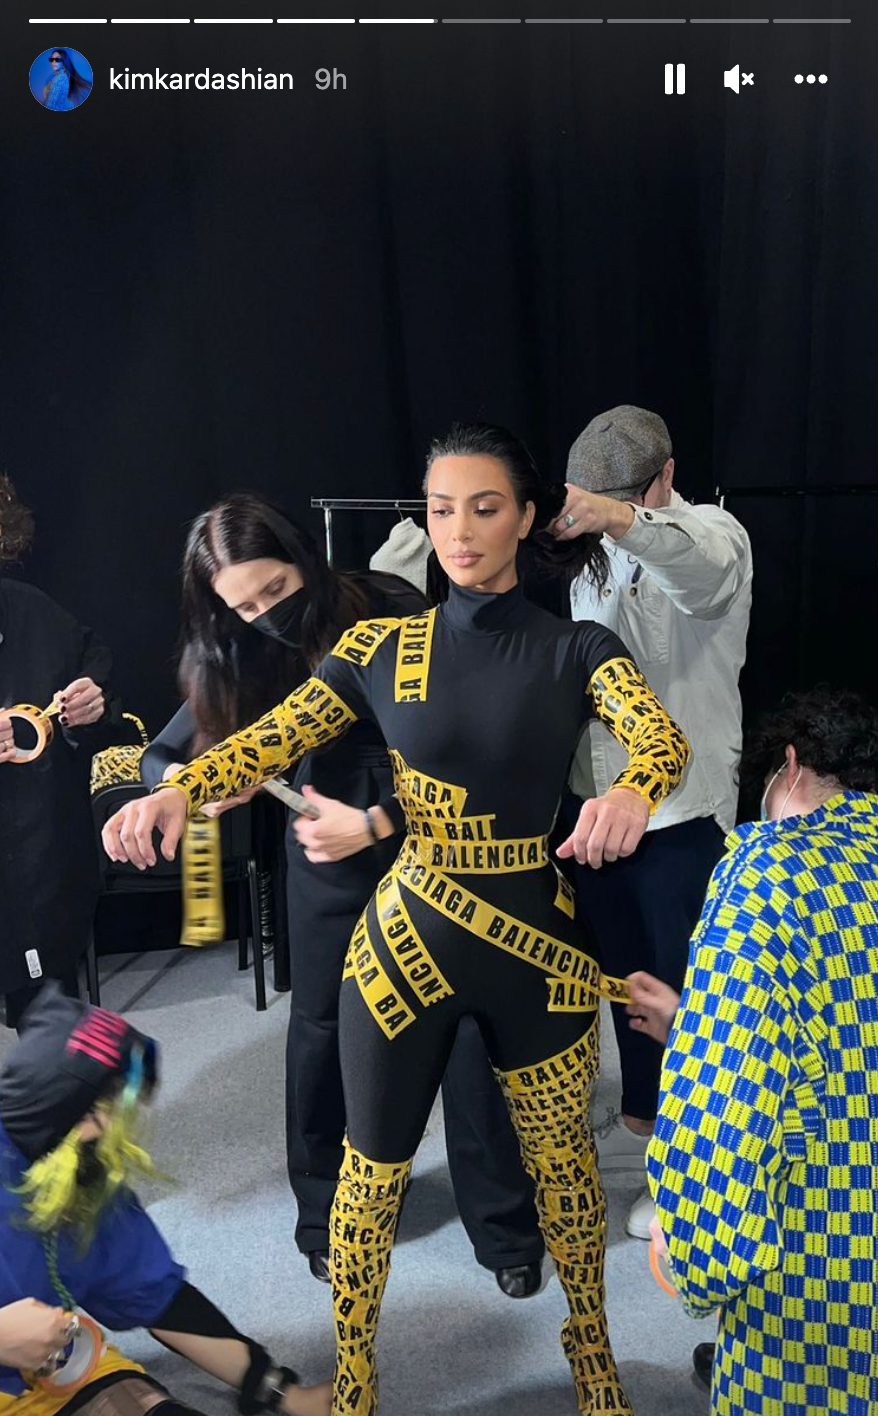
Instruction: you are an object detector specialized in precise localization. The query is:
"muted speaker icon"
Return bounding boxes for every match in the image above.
[724,63,754,93]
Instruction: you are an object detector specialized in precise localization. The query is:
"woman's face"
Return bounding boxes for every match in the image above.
[427,454,535,594]
[50,53,63,69]
[212,557,304,623]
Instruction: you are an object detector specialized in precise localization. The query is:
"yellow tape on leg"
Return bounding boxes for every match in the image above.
[329,1140,412,1416]
[497,1024,633,1415]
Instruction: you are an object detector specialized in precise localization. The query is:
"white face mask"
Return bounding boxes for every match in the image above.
[760,764,803,821]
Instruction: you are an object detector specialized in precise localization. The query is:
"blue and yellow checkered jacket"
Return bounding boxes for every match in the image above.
[647,792,878,1416]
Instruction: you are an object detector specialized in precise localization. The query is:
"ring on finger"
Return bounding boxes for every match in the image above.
[564,513,576,528]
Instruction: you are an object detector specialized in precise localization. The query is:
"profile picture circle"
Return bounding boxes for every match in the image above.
[30,47,93,111]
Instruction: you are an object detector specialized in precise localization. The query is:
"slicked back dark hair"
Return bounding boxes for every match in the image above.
[425,422,609,592]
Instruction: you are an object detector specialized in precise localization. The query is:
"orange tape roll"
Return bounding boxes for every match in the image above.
[649,1237,679,1299]
[5,703,57,763]
[35,1314,104,1392]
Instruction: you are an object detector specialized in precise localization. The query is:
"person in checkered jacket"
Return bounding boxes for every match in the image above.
[627,687,878,1416]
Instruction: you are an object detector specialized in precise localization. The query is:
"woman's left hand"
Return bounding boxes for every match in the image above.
[556,787,649,868]
[293,786,384,864]
[55,677,105,728]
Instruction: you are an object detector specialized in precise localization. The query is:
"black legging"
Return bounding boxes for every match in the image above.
[285,825,542,1268]
[329,854,631,1416]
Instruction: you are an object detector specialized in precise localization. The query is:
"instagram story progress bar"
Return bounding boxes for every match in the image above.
[23,16,856,24]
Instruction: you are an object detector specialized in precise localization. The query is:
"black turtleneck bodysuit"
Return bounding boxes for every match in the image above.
[141,571,543,1273]
[164,580,689,1416]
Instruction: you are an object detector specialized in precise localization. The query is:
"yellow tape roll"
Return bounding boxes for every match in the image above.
[5,704,56,763]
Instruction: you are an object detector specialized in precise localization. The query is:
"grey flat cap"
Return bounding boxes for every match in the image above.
[567,405,672,499]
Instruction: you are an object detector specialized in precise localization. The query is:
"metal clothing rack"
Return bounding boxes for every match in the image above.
[715,484,878,510]
[311,497,427,565]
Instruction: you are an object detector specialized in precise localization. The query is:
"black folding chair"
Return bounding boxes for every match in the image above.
[87,783,269,1010]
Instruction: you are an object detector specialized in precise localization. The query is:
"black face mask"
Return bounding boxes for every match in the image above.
[250,588,308,649]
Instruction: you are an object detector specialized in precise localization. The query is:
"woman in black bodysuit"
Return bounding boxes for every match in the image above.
[139,493,542,1291]
[103,426,690,1416]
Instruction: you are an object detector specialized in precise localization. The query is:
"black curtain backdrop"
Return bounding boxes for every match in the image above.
[2,0,876,738]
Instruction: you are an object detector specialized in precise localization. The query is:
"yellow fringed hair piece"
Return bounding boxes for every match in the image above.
[17,1100,164,1248]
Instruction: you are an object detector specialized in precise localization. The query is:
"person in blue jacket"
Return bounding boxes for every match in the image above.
[0,985,330,1416]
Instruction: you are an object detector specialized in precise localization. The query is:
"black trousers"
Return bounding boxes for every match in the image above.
[284,835,542,1269]
[564,799,725,1120]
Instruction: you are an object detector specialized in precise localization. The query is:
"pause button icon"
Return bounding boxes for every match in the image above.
[665,63,686,95]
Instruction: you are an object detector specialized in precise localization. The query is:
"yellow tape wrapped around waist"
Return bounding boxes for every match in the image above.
[401,834,549,874]
[404,813,496,842]
[553,868,576,919]
[394,856,629,1006]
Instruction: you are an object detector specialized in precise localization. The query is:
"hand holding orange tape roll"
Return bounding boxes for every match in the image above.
[2,702,62,764]
[649,1235,679,1299]
[30,1313,104,1392]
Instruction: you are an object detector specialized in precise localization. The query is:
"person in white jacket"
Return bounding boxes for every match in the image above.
[551,405,752,1240]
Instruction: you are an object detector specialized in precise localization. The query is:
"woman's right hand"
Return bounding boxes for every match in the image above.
[0,1299,72,1371]
[625,971,680,1046]
[102,788,188,869]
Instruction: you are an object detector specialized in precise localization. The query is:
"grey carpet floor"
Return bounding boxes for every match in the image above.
[0,945,713,1415]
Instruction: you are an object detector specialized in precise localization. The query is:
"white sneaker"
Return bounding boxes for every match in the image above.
[592,1106,651,1171]
[625,1188,655,1240]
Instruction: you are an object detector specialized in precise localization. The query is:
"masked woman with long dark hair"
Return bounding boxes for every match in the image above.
[105,427,690,1415]
[42,50,92,110]
[138,493,545,1295]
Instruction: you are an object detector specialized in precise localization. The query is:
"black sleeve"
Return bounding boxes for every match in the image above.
[150,1281,247,1342]
[575,621,635,688]
[140,702,197,790]
[60,620,124,753]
